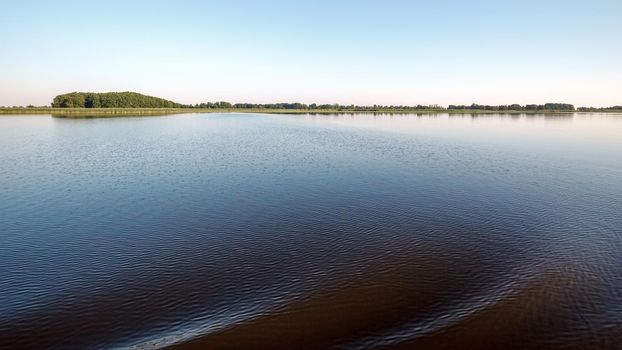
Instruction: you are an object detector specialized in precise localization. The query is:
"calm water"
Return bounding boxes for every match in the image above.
[1,113,621,350]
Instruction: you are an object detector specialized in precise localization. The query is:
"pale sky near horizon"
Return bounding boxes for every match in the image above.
[1,0,621,107]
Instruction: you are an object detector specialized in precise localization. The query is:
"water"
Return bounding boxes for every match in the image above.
[0,113,621,349]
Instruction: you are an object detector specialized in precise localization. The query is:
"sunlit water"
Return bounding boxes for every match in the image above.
[1,113,621,349]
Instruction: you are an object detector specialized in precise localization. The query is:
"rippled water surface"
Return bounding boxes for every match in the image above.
[1,113,621,349]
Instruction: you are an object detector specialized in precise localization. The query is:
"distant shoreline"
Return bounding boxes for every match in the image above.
[4,92,616,117]
[2,107,620,118]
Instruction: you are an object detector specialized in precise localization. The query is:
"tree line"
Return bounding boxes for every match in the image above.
[577,106,622,112]
[448,103,575,111]
[192,102,443,110]
[192,102,582,111]
[48,92,620,112]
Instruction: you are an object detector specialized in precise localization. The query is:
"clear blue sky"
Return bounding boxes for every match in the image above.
[1,0,620,107]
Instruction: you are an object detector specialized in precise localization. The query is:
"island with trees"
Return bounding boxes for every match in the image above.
[51,92,183,108]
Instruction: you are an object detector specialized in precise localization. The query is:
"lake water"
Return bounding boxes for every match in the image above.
[1,113,621,349]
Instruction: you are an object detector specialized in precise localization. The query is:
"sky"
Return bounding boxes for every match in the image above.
[0,0,621,107]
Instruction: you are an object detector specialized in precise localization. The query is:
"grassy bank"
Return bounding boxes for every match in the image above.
[0,107,600,117]
[0,108,201,116]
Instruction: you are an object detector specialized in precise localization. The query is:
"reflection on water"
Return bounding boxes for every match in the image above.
[0,113,621,349]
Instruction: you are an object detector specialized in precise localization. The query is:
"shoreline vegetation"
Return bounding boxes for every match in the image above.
[6,107,622,118]
[1,91,621,117]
